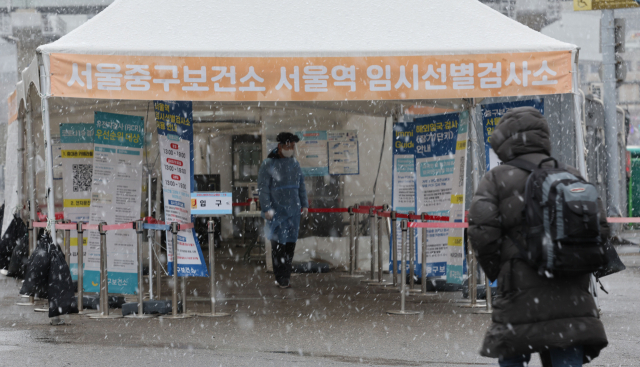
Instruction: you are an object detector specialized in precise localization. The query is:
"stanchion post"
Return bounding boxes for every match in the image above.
[209,220,216,314]
[485,274,493,311]
[17,220,36,306]
[386,220,420,315]
[196,220,230,317]
[64,220,71,266]
[459,239,484,308]
[378,206,384,283]
[354,203,360,271]
[401,220,407,310]
[368,208,376,281]
[421,214,427,293]
[77,222,84,313]
[100,222,108,315]
[408,211,416,291]
[391,211,398,287]
[341,207,363,278]
[371,205,391,286]
[171,222,179,316]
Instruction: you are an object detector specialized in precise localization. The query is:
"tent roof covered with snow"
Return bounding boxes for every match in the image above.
[33,0,578,102]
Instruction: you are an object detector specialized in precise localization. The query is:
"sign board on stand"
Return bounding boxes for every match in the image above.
[191,192,232,216]
[391,112,468,285]
[60,123,94,280]
[155,101,208,277]
[85,112,144,294]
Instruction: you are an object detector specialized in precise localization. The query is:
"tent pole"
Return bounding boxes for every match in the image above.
[25,99,37,222]
[38,63,56,234]
[16,113,25,219]
[572,52,588,180]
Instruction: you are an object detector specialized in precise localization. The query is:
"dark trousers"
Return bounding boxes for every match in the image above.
[272,241,296,284]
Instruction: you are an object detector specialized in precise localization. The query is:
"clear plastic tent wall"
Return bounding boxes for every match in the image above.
[14,0,582,271]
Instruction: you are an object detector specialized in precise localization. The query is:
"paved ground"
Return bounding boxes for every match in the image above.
[0,243,638,366]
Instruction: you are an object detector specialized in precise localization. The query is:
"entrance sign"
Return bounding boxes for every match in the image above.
[391,113,467,284]
[85,112,144,294]
[50,52,572,101]
[155,101,208,277]
[191,192,232,215]
[482,100,544,170]
[60,123,94,280]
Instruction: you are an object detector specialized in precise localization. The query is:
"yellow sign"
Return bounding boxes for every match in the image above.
[574,0,639,10]
[61,149,94,158]
[64,199,91,208]
[50,51,573,101]
[450,195,464,204]
[448,237,463,247]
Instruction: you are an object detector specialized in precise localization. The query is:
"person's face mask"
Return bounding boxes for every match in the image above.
[282,148,294,158]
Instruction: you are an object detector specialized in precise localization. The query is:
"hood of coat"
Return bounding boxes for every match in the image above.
[490,106,551,162]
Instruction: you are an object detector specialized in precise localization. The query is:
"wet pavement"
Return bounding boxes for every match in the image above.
[0,243,639,366]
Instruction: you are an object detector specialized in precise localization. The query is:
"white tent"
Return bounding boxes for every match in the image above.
[15,0,583,241]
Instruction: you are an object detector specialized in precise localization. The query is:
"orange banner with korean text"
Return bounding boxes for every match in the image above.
[49,51,573,101]
[7,89,18,123]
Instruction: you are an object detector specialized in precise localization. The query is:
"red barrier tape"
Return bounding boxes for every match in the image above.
[358,205,384,210]
[607,217,640,223]
[179,223,195,230]
[308,208,349,213]
[56,223,77,230]
[144,216,165,225]
[352,208,370,215]
[408,222,468,229]
[104,222,134,231]
[378,211,391,218]
[33,222,47,228]
[83,224,100,230]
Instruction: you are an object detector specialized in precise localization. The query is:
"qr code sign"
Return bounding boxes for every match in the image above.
[72,164,92,192]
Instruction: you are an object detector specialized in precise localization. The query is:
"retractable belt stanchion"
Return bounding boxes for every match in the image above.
[90,222,122,319]
[387,220,421,315]
[64,220,71,266]
[459,239,484,308]
[76,222,85,314]
[373,205,392,286]
[126,220,155,318]
[354,204,360,271]
[17,220,36,306]
[368,208,376,282]
[196,220,230,317]
[391,211,398,287]
[413,213,437,297]
[341,207,363,278]
[474,273,493,314]
[408,211,420,293]
[165,222,190,319]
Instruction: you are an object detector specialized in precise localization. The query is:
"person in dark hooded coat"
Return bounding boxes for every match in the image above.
[468,107,608,367]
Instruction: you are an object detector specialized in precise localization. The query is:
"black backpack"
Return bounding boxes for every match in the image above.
[506,157,607,277]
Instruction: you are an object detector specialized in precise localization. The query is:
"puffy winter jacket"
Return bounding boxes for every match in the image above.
[468,107,608,363]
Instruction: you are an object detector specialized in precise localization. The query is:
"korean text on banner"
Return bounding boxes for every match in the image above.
[482,100,544,171]
[85,112,144,295]
[61,123,94,280]
[392,113,466,282]
[155,101,208,277]
[50,52,572,101]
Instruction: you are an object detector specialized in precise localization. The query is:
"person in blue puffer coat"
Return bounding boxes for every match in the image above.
[258,132,308,289]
